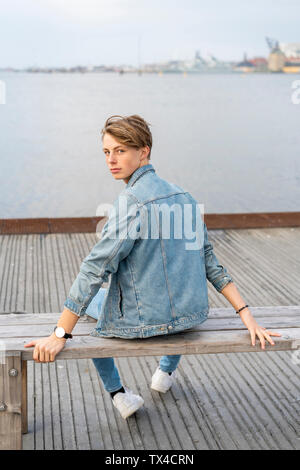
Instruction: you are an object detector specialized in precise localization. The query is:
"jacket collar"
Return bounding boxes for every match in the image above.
[126,163,155,188]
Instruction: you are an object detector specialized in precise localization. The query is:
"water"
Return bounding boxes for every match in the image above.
[0,72,299,218]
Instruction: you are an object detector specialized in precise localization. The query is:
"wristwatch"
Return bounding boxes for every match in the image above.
[53,326,73,339]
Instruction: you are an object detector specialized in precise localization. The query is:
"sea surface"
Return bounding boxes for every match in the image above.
[0,71,299,218]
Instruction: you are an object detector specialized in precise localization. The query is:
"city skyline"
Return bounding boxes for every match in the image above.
[1,0,300,69]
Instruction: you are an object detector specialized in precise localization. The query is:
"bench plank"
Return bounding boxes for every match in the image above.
[0,307,299,361]
[0,327,299,360]
[0,305,299,325]
[0,315,299,338]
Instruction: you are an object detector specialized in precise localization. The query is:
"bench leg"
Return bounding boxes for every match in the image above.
[22,360,28,434]
[0,352,22,450]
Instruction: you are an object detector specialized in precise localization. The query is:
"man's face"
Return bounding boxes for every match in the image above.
[102,132,149,184]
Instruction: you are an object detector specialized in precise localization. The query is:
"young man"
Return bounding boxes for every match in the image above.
[25,115,281,420]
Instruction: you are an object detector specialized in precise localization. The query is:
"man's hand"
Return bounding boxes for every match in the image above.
[24,333,67,363]
[239,309,281,350]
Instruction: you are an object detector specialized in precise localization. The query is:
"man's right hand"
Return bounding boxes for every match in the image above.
[24,333,67,363]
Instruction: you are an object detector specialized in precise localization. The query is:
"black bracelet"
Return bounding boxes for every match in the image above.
[236,304,249,314]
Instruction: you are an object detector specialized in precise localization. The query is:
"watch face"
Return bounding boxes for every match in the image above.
[55,327,65,338]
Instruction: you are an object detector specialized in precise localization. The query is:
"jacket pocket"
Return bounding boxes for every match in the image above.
[118,283,123,318]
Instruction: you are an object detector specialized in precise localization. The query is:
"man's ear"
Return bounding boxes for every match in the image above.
[144,145,150,159]
[140,146,150,161]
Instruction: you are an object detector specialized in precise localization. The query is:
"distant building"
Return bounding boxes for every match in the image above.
[265,38,285,72]
[268,49,286,72]
[248,57,267,66]
[248,57,268,72]
[279,42,300,59]
[266,38,300,73]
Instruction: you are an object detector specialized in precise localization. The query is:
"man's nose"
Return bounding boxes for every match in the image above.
[107,152,117,162]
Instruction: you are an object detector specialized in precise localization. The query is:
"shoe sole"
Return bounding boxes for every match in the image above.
[150,383,171,393]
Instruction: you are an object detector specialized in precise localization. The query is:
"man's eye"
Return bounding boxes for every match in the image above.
[118,149,124,153]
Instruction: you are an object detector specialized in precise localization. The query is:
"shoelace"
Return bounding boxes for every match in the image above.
[117,387,140,406]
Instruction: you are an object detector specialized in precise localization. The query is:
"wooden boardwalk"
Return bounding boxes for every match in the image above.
[0,227,300,450]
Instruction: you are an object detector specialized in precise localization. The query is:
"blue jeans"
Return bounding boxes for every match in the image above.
[86,288,182,393]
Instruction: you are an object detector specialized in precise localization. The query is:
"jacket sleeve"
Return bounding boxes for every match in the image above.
[64,195,140,316]
[203,222,233,293]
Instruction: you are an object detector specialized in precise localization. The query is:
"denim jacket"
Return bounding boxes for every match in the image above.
[64,163,233,338]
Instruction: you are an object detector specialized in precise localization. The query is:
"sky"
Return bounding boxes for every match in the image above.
[0,0,300,68]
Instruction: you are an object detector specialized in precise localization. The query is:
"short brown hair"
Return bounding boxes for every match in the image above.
[101,114,152,159]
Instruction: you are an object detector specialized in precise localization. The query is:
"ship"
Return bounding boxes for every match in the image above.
[233,53,255,73]
[282,57,300,74]
[280,42,300,73]
[158,50,232,74]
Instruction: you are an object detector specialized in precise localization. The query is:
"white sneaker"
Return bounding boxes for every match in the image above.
[112,386,144,419]
[151,367,176,393]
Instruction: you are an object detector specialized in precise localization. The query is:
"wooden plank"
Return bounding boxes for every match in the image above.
[0,315,299,339]
[0,327,299,361]
[21,360,27,434]
[0,323,95,338]
[48,362,63,449]
[34,362,44,449]
[87,360,114,449]
[206,305,300,318]
[1,212,300,234]
[66,360,91,449]
[0,217,106,235]
[49,217,106,234]
[205,211,300,229]
[0,352,22,450]
[55,360,77,449]
[0,305,299,326]
[0,219,50,234]
[0,313,97,325]
[76,359,105,450]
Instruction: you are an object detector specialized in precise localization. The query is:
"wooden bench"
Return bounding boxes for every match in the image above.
[0,305,299,450]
